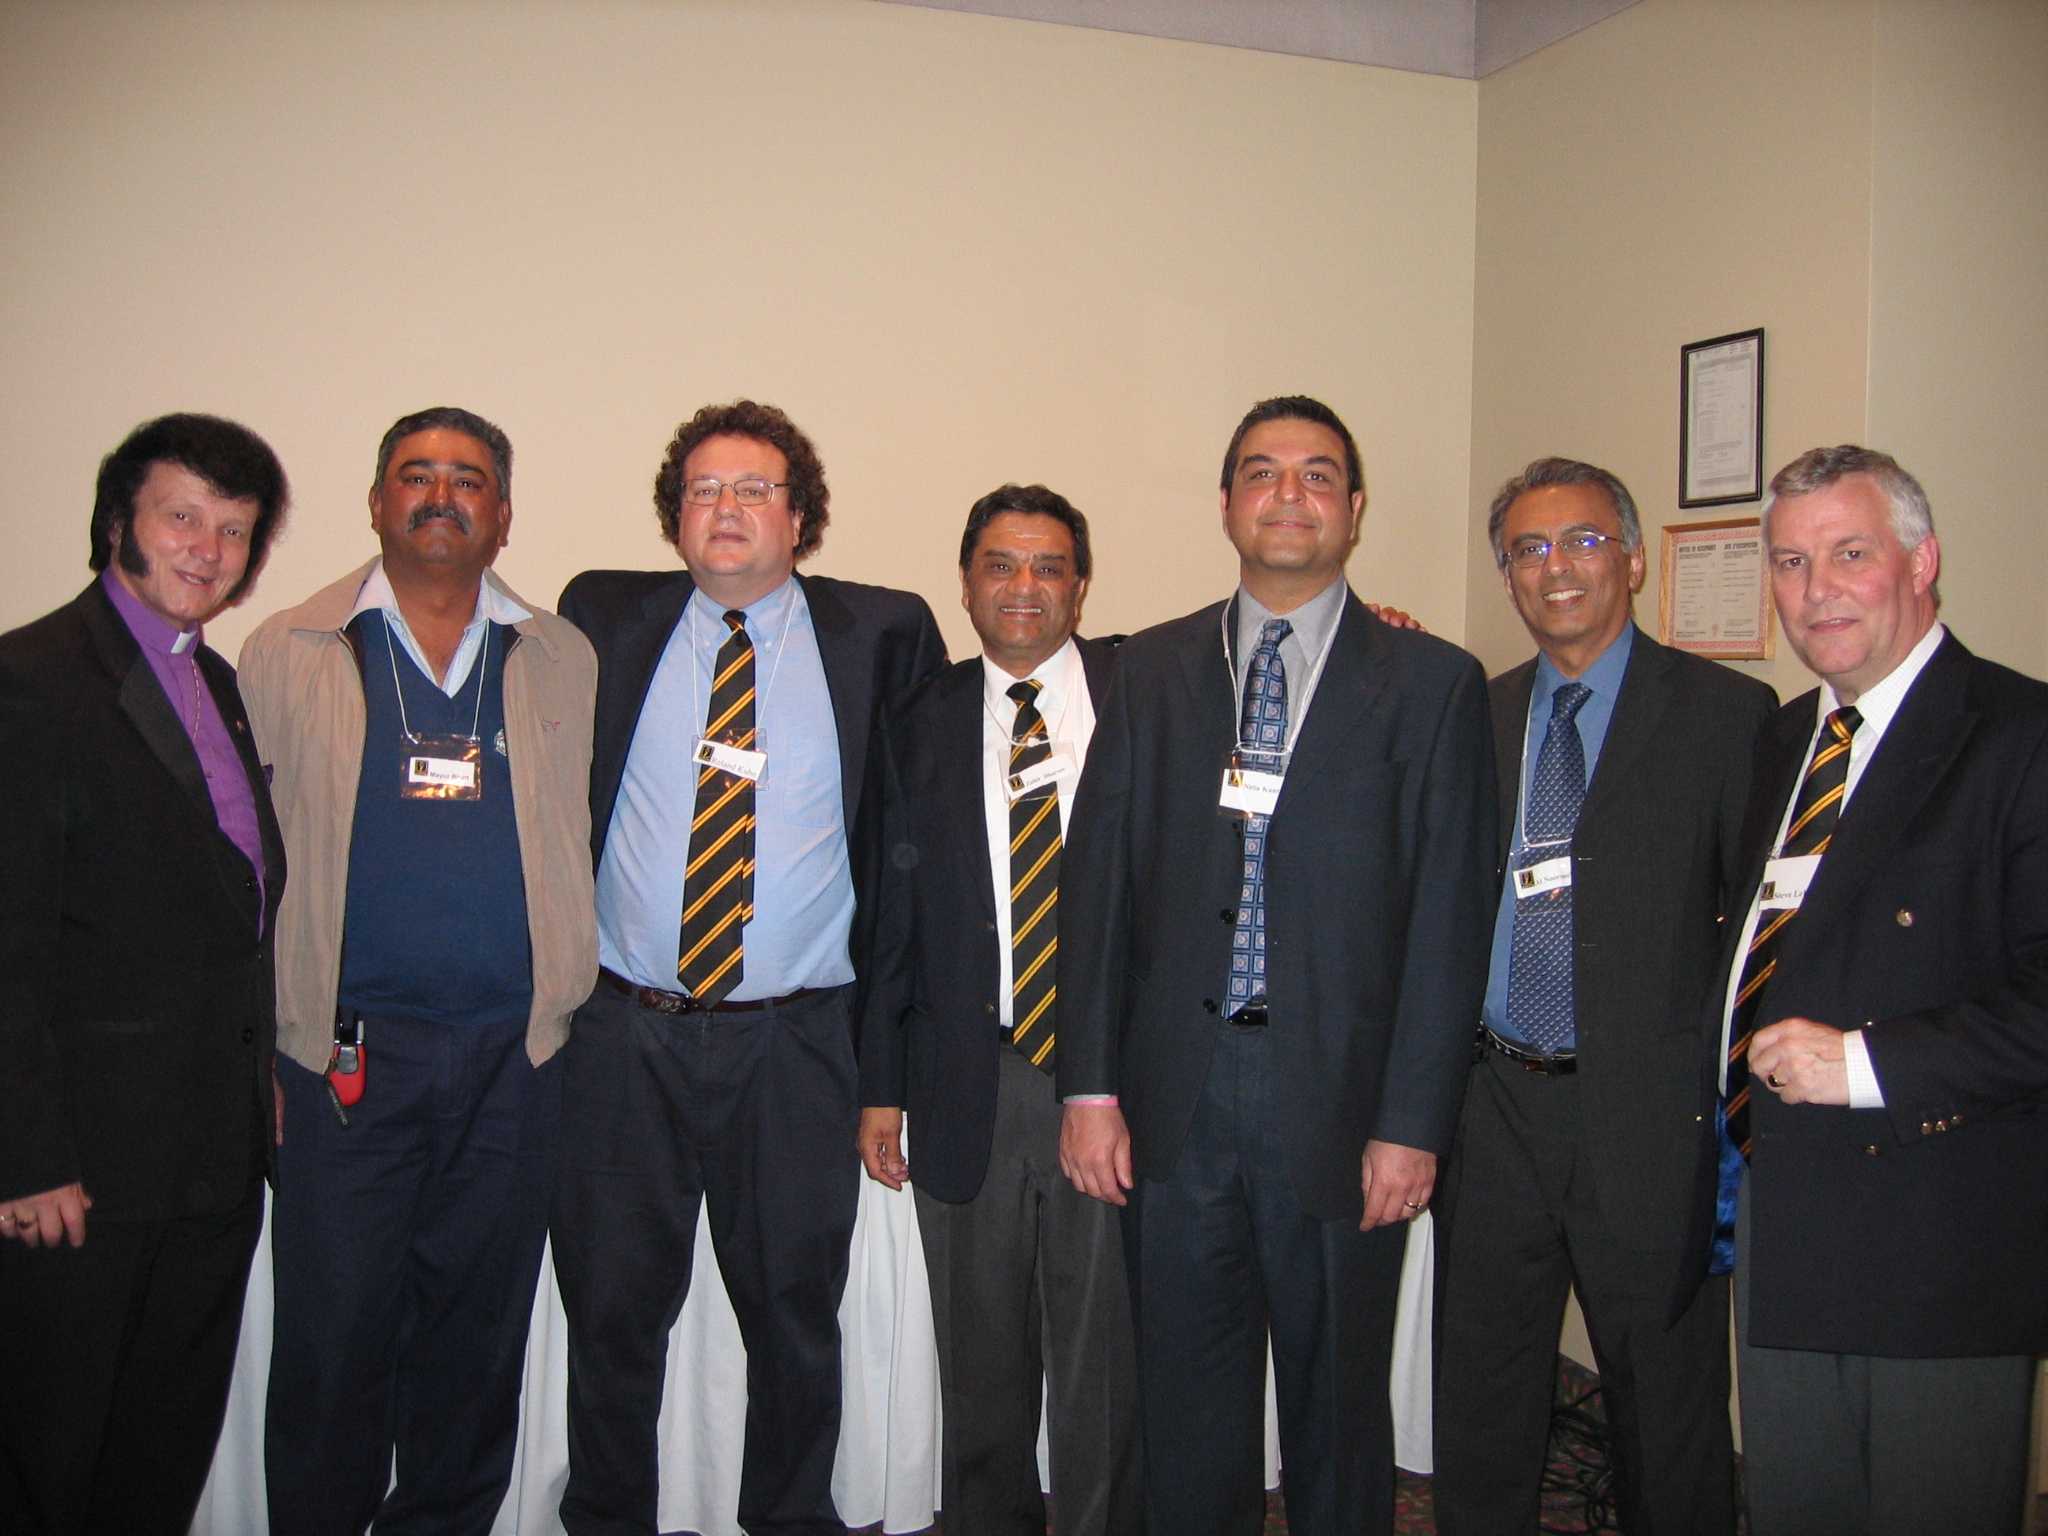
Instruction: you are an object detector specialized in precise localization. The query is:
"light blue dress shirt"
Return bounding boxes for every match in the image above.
[1482,621,1635,1045]
[595,576,855,998]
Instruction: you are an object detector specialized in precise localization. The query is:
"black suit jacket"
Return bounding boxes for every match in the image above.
[1486,630,1772,1303]
[1714,632,2048,1357]
[859,638,1117,1203]
[558,568,945,1027]
[0,582,284,1218]
[1057,590,1496,1219]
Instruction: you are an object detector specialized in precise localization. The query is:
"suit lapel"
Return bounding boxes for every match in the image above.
[1275,594,1390,815]
[1581,632,1676,820]
[593,573,695,836]
[800,574,867,829]
[199,648,286,892]
[1490,660,1537,866]
[939,661,998,921]
[81,585,214,820]
[1792,635,1973,939]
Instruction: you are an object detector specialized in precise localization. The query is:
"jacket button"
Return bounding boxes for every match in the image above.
[984,1002,995,1015]
[1919,1120,1934,1136]
[1864,1144,1881,1156]
[1220,909,1235,923]
[240,1027,255,1045]
[1202,999,1219,1015]
[1895,909,1915,927]
[984,920,996,933]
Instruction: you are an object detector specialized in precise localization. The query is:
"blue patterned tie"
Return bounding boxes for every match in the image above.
[1226,618,1291,1013]
[1504,681,1592,1053]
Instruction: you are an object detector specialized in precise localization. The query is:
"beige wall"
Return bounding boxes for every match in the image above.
[1466,0,1875,700]
[1867,0,2048,680]
[0,0,1478,660]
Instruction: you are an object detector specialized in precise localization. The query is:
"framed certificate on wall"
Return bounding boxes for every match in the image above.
[1659,516,1772,660]
[1680,328,1765,507]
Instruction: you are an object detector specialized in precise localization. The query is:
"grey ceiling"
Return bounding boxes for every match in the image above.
[876,0,1643,79]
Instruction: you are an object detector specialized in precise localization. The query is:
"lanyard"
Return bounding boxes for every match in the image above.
[687,587,799,742]
[1217,594,1343,757]
[385,613,488,744]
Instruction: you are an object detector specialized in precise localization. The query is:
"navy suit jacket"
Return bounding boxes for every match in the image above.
[558,567,945,1031]
[859,637,1117,1203]
[1708,632,2048,1356]
[1057,589,1496,1219]
[0,581,284,1218]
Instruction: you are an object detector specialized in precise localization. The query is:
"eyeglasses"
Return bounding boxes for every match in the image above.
[1503,531,1625,569]
[683,476,789,507]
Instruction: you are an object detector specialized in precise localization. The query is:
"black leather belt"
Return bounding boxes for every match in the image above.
[600,967,828,1017]
[1225,1004,1269,1029]
[1480,1026,1577,1076]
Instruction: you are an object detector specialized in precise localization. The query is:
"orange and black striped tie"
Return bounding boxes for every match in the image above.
[1007,679,1059,1074]
[1724,705,1861,1156]
[678,609,756,1003]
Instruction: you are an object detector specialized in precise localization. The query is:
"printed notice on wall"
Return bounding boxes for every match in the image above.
[1659,518,1772,660]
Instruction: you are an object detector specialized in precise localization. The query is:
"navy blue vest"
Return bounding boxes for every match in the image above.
[338,611,533,1029]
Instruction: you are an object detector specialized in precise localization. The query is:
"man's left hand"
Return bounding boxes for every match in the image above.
[1361,1139,1436,1230]
[1365,602,1426,633]
[1749,1017,1851,1106]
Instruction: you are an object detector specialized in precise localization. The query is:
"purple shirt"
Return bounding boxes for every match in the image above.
[101,570,268,931]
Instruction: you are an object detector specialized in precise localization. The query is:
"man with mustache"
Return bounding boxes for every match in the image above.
[1,413,288,1534]
[240,406,598,1535]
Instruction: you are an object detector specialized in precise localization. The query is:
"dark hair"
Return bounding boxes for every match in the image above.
[957,483,1093,579]
[1486,456,1643,567]
[652,400,830,559]
[90,413,290,602]
[373,406,513,497]
[1219,395,1365,497]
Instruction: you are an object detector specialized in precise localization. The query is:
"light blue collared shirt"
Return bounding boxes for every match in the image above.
[348,559,530,697]
[1482,621,1636,1045]
[596,576,855,998]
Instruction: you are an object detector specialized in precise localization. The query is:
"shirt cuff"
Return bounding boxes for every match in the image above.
[1842,1026,1885,1109]
[1062,1095,1119,1106]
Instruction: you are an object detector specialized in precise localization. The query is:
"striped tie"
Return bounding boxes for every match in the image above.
[677,609,756,1003]
[1723,705,1861,1156]
[1007,679,1059,1073]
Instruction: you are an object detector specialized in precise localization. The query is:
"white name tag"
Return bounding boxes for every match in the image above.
[1219,748,1288,817]
[1005,743,1076,803]
[695,737,767,783]
[404,752,480,798]
[1759,853,1822,911]
[1513,855,1572,898]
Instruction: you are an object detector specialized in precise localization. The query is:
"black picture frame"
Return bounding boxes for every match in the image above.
[1679,327,1765,508]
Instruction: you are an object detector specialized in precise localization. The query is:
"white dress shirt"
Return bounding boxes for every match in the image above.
[980,636,1095,1028]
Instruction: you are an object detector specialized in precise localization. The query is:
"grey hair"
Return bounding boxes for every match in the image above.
[1486,456,1642,568]
[1764,445,1933,549]
[373,406,513,498]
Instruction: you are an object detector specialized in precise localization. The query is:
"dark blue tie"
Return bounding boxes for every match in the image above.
[1226,618,1291,1013]
[1504,681,1592,1053]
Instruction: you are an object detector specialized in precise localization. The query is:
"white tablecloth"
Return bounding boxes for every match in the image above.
[193,1176,1433,1534]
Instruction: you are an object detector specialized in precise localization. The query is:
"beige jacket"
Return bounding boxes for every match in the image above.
[239,559,598,1070]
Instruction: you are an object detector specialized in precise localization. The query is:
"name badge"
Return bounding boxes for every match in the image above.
[1219,747,1288,818]
[401,733,482,801]
[1758,853,1821,911]
[695,736,767,783]
[1005,743,1076,803]
[1513,855,1572,898]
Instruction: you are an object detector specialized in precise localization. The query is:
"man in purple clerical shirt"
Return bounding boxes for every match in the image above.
[0,413,289,1536]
